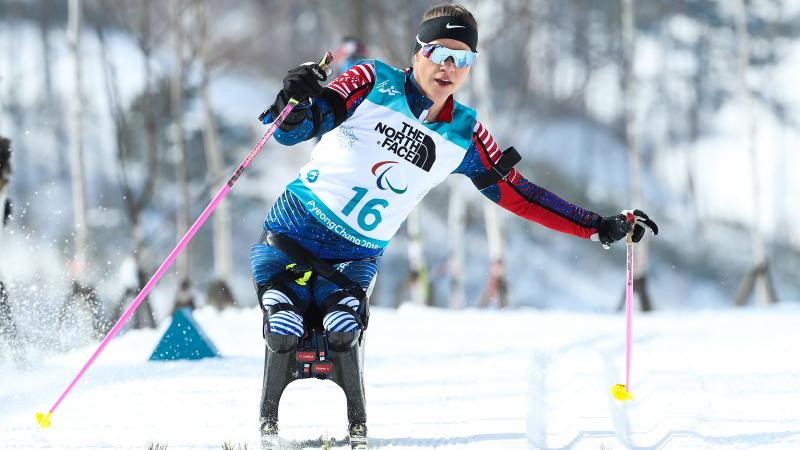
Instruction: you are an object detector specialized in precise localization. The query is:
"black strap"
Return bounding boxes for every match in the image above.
[471,146,522,191]
[267,302,304,317]
[319,87,347,128]
[264,232,367,303]
[269,270,304,288]
[264,232,370,329]
[326,304,364,329]
[308,103,321,137]
[323,290,352,310]
[321,291,364,329]
[257,277,305,315]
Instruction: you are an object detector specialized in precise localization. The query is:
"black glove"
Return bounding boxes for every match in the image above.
[260,62,329,131]
[594,209,658,248]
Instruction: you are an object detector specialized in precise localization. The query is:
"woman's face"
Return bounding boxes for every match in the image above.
[413,38,472,104]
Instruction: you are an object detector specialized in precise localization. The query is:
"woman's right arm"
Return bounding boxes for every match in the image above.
[264,62,376,145]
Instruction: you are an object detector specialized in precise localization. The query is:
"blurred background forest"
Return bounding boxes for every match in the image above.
[1,0,799,356]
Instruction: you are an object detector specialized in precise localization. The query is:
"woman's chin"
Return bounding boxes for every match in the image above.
[427,81,453,98]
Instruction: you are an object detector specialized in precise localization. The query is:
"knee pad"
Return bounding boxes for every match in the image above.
[266,332,300,353]
[327,330,361,351]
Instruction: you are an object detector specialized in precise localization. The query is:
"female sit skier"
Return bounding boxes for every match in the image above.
[252,4,658,448]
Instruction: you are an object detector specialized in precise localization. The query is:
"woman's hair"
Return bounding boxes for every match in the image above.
[421,4,478,30]
[413,3,478,60]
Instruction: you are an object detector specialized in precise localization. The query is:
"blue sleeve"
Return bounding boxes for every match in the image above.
[261,97,338,146]
[453,142,501,203]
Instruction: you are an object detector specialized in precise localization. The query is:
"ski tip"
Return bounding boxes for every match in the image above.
[611,383,633,401]
[36,411,52,429]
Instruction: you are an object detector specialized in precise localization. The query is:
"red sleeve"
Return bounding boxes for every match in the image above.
[325,63,375,112]
[472,121,601,239]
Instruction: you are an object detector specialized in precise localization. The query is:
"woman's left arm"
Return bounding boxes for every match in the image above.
[454,121,603,239]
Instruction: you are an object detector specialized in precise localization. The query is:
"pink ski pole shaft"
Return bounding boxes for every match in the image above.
[38,52,332,427]
[624,233,634,391]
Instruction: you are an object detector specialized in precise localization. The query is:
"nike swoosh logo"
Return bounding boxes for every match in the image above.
[445,23,466,29]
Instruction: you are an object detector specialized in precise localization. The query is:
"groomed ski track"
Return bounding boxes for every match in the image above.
[2,304,800,449]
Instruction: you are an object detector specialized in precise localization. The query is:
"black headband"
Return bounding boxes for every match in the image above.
[416,16,478,52]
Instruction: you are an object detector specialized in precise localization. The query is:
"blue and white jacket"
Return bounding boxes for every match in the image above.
[261,59,602,261]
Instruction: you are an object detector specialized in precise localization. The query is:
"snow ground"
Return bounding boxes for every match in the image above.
[2,304,800,450]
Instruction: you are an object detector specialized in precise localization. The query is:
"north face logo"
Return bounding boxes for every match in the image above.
[374,121,436,172]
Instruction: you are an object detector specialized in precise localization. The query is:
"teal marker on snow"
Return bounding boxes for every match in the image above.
[149,308,220,361]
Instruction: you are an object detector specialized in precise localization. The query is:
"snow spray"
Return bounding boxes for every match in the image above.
[37,53,334,429]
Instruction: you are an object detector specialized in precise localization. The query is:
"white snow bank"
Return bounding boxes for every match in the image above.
[2,304,799,449]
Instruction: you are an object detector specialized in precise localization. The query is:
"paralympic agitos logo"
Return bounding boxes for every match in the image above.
[375,121,436,172]
[371,161,407,194]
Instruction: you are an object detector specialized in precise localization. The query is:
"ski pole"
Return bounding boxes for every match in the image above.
[612,212,636,402]
[36,52,333,429]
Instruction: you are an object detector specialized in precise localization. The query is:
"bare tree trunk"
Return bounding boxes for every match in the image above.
[685,30,711,238]
[172,0,194,312]
[372,0,428,306]
[447,181,465,309]
[195,0,235,309]
[481,205,508,308]
[371,0,414,67]
[38,3,55,103]
[406,208,430,306]
[733,0,776,306]
[137,2,159,327]
[543,2,558,103]
[93,7,157,329]
[68,0,89,283]
[63,0,108,337]
[620,0,653,312]
[0,74,4,133]
[684,18,713,239]
[522,0,542,105]
[469,30,508,310]
[349,0,367,43]
[129,217,155,329]
[1,4,23,201]
[38,0,70,178]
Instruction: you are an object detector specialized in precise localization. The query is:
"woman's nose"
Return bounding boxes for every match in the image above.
[440,57,456,71]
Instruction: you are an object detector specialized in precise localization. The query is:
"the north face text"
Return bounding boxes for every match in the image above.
[375,121,436,172]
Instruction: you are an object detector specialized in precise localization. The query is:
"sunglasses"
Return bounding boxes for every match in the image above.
[416,36,478,68]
